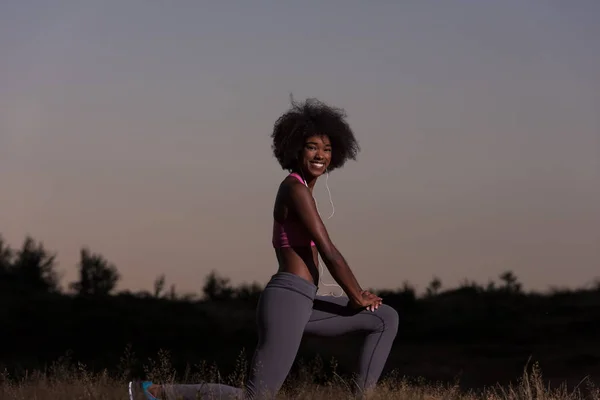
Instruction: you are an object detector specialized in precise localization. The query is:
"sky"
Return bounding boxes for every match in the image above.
[1,1,599,295]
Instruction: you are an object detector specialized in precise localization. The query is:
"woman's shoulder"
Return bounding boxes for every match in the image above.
[275,176,311,212]
[280,174,308,194]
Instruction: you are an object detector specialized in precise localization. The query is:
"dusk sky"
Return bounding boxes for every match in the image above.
[1,1,598,295]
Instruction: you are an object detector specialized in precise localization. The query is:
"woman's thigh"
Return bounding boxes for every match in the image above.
[246,287,314,398]
[304,295,396,336]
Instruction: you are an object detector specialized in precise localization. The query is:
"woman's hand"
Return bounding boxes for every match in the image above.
[349,290,383,312]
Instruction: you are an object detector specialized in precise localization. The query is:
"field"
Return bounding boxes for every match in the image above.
[1,351,598,400]
[2,239,600,399]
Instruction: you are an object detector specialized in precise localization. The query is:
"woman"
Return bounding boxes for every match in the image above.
[129,98,399,399]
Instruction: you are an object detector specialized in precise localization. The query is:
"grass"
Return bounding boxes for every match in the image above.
[0,349,598,399]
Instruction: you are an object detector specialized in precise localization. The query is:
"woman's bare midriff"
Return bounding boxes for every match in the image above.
[275,246,320,285]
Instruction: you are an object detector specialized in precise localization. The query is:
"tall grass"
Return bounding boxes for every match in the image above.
[0,349,597,399]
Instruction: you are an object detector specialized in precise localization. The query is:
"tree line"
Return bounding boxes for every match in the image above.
[0,233,576,301]
[0,233,265,301]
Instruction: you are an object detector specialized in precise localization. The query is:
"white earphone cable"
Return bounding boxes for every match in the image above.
[300,169,343,297]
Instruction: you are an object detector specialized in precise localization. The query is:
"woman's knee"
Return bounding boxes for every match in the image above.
[376,304,399,333]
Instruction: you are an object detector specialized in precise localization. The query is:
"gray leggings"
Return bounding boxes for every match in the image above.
[163,272,399,399]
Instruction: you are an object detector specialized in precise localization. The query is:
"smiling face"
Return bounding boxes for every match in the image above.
[298,135,332,179]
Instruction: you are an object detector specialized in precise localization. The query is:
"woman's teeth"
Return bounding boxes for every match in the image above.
[311,162,324,168]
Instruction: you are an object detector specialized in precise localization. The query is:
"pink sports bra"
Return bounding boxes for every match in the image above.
[272,173,317,248]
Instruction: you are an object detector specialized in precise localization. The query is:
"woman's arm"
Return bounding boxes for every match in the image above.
[285,181,372,307]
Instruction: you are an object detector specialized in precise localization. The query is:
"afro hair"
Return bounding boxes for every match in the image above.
[270,97,360,172]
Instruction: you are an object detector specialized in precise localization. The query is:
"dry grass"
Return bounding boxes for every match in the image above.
[0,350,598,400]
